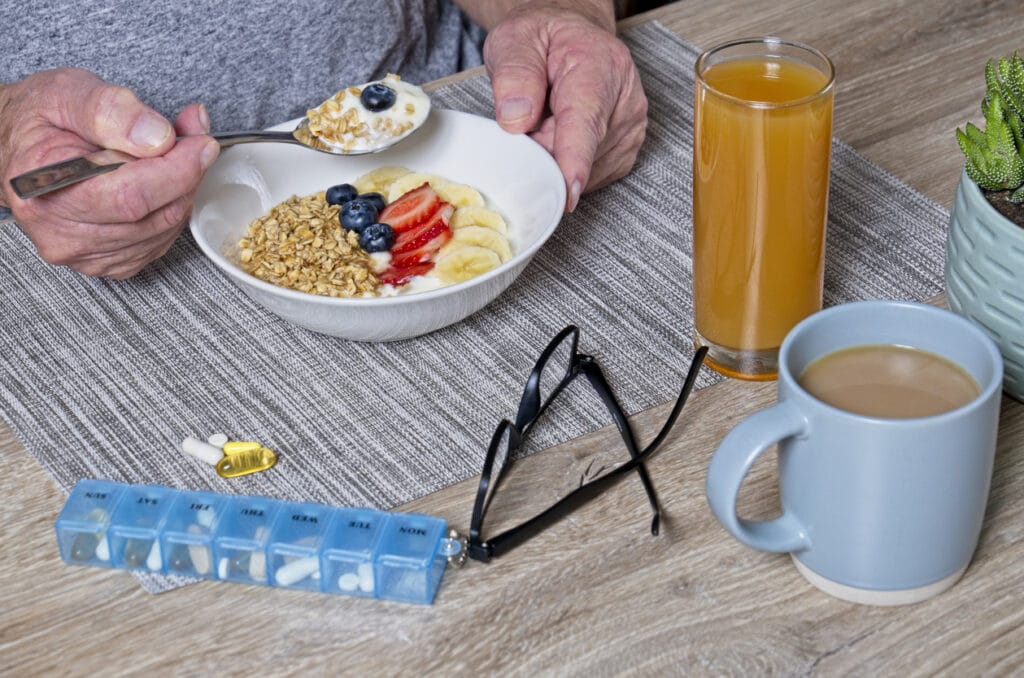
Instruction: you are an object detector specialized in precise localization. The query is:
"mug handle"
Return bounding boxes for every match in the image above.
[706,401,812,553]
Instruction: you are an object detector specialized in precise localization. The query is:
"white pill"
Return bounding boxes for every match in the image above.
[218,557,229,580]
[249,551,267,581]
[95,535,110,562]
[338,573,360,591]
[249,527,268,580]
[181,436,223,466]
[196,509,215,528]
[358,563,375,593]
[186,526,212,575]
[146,541,162,571]
[274,557,319,586]
[207,433,229,449]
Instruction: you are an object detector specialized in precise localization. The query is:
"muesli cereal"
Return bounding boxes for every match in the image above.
[238,193,378,297]
[236,166,513,297]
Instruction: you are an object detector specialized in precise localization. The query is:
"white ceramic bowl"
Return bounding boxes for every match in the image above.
[190,109,566,341]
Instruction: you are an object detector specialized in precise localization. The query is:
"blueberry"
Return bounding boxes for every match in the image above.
[360,83,397,112]
[325,183,359,206]
[359,192,386,212]
[339,198,379,232]
[359,223,395,253]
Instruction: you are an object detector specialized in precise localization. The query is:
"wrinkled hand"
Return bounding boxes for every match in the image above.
[0,68,218,278]
[483,3,647,211]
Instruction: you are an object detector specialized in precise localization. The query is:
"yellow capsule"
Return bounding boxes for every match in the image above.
[216,446,277,478]
[223,440,262,456]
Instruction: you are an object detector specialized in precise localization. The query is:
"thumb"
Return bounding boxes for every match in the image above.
[47,68,174,157]
[483,25,549,134]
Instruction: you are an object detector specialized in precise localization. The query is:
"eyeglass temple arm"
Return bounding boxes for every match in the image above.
[468,420,521,548]
[581,360,662,535]
[512,325,581,432]
[481,346,708,561]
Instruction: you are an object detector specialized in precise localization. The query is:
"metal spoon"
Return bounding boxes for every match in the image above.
[9,113,426,200]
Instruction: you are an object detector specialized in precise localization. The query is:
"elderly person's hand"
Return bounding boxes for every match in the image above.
[459,0,647,211]
[0,68,218,278]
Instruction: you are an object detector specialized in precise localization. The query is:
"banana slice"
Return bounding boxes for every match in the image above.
[435,182,485,208]
[432,245,502,284]
[353,166,411,194]
[450,206,508,234]
[447,226,512,262]
[387,172,448,202]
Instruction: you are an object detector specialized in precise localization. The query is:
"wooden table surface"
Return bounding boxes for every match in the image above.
[3,1,1023,674]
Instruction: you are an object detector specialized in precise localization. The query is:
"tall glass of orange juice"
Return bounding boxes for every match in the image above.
[693,38,834,380]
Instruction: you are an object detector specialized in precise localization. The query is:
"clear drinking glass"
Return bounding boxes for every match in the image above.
[692,37,835,380]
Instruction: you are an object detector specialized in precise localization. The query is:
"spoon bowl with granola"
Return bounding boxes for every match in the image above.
[190,108,566,342]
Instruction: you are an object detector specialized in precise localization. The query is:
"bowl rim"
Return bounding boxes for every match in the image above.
[189,108,567,307]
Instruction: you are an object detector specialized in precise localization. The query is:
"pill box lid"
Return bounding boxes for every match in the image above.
[376,513,447,566]
[55,479,126,529]
[322,507,389,558]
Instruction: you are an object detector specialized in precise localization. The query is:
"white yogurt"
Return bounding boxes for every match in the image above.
[308,75,430,153]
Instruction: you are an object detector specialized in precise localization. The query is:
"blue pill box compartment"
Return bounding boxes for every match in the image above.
[322,508,389,598]
[54,479,126,568]
[376,513,448,605]
[56,480,450,605]
[107,484,177,572]
[160,490,230,579]
[213,496,280,585]
[267,501,337,592]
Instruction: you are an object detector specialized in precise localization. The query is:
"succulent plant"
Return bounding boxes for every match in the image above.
[956,52,1024,203]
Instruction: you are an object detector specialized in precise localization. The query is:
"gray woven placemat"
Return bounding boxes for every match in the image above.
[0,22,947,593]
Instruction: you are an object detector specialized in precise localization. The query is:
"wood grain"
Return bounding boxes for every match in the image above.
[3,1,1024,674]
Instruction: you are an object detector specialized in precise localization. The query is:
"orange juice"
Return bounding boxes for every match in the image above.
[693,46,834,379]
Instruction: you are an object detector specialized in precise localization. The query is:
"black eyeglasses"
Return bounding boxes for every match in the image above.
[467,325,708,563]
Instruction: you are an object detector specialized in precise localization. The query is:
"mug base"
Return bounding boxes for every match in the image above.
[792,556,968,606]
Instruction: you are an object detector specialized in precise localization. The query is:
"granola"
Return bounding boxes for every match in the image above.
[238,192,378,298]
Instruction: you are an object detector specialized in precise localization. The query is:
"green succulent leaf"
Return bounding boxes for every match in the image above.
[963,121,987,147]
[1010,184,1024,203]
[997,52,1024,116]
[958,52,1024,193]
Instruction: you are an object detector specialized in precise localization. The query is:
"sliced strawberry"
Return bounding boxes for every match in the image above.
[380,262,434,286]
[378,184,441,233]
[391,203,455,255]
[391,230,451,268]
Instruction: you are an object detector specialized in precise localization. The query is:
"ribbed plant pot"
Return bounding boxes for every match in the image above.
[945,168,1024,402]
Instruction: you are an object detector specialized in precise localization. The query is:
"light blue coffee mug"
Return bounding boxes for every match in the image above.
[706,300,1003,605]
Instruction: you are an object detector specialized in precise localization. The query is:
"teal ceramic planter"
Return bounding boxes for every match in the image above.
[945,169,1024,402]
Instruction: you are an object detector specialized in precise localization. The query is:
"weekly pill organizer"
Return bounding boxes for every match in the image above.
[55,479,458,605]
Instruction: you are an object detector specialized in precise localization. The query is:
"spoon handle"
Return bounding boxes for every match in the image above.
[8,150,135,200]
[8,131,301,200]
[211,130,299,147]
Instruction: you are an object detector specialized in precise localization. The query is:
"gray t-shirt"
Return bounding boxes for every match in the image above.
[2,0,483,129]
[0,1,483,216]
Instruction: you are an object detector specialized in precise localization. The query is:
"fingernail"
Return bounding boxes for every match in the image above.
[198,104,211,134]
[200,140,220,170]
[568,180,582,212]
[129,111,172,148]
[498,97,532,124]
